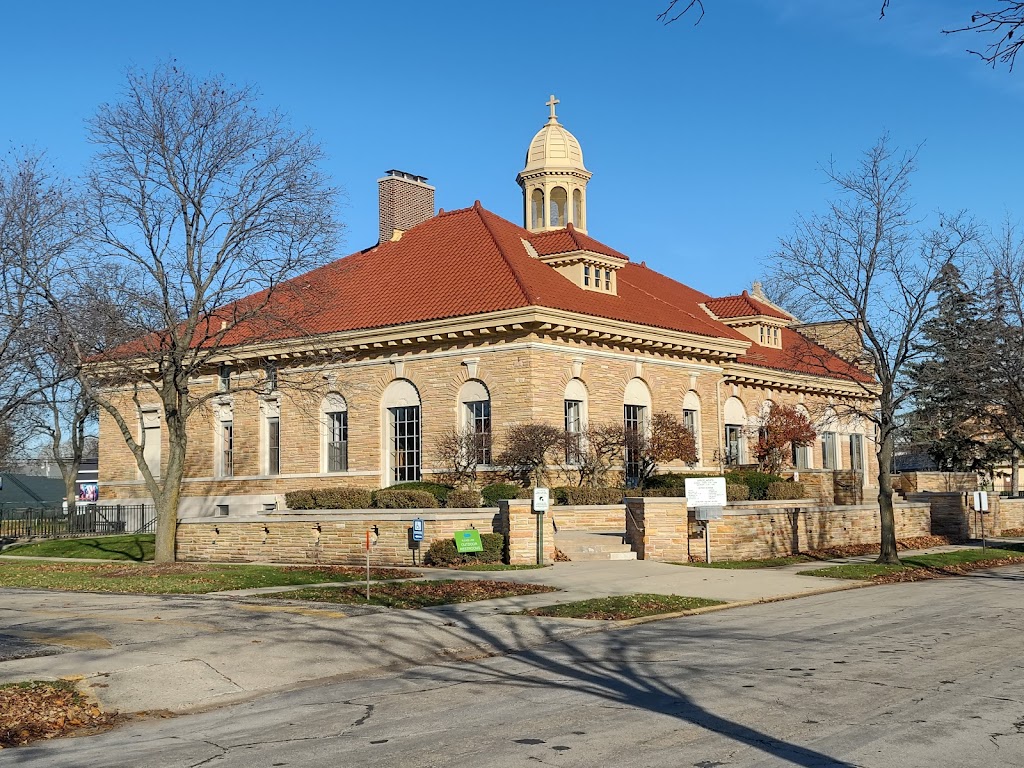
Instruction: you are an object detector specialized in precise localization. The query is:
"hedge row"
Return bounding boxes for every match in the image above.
[766,481,806,501]
[723,471,785,500]
[551,487,624,505]
[424,532,505,567]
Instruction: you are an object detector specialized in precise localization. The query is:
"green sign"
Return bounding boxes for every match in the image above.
[454,529,483,553]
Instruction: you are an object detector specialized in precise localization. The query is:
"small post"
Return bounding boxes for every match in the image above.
[365,529,371,600]
[537,511,544,566]
[704,520,711,564]
[532,488,550,566]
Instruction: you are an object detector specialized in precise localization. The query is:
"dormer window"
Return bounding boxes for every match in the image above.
[584,265,591,286]
[604,270,611,290]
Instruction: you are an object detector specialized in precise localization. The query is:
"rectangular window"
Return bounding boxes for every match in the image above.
[724,424,743,466]
[326,411,348,472]
[682,408,697,435]
[604,270,611,290]
[267,416,281,475]
[624,404,647,485]
[850,434,864,472]
[390,405,421,482]
[466,400,492,465]
[822,431,838,470]
[220,421,233,477]
[583,265,591,287]
[141,411,161,479]
[565,399,583,463]
[791,442,811,469]
[218,365,232,393]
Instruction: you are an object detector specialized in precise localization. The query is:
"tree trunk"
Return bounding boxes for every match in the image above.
[875,431,900,565]
[153,418,187,564]
[1012,449,1020,498]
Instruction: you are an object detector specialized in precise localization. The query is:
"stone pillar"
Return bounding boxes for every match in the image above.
[624,497,688,562]
[499,499,556,565]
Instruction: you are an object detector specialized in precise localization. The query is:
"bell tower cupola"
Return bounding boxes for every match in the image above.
[516,95,592,234]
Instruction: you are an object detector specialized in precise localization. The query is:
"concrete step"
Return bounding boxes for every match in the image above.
[555,531,637,562]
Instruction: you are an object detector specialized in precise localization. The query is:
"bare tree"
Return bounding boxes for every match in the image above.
[625,412,698,488]
[768,135,976,564]
[433,427,482,489]
[660,2,1024,70]
[497,422,565,488]
[564,422,626,488]
[0,152,75,426]
[52,63,342,563]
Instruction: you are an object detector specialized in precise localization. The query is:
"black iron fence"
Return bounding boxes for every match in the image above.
[0,503,157,541]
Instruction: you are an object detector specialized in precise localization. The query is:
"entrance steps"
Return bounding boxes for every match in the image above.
[555,530,637,561]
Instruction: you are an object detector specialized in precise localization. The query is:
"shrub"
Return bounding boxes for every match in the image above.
[424,532,505,566]
[643,472,708,489]
[315,487,373,509]
[766,481,806,501]
[481,483,528,507]
[373,489,439,509]
[725,470,784,500]
[284,489,316,510]
[285,487,372,510]
[726,483,750,501]
[387,481,453,504]
[555,487,624,505]
[636,487,687,497]
[446,489,482,508]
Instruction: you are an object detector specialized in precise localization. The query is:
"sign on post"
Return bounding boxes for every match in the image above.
[973,491,990,512]
[454,529,484,553]
[684,477,728,508]
[532,487,550,514]
[411,517,425,542]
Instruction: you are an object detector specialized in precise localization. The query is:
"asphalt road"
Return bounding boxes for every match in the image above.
[9,567,1024,767]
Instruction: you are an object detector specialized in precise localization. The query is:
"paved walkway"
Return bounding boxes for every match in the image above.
[0,542,1004,715]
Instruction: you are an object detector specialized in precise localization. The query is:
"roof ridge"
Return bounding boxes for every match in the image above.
[474,205,533,304]
[618,270,737,340]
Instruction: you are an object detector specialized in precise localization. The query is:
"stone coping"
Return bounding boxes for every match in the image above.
[178,508,498,524]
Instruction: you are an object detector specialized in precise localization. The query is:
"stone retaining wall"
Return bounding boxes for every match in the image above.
[694,502,931,562]
[176,509,498,567]
[897,472,978,493]
[550,504,625,532]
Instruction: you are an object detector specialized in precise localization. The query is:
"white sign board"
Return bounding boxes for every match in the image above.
[533,487,550,513]
[973,491,990,512]
[684,477,728,508]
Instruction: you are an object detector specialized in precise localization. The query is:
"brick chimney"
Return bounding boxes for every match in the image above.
[378,170,435,243]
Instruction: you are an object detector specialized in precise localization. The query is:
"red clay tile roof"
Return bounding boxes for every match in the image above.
[705,291,792,321]
[110,203,868,385]
[736,327,873,383]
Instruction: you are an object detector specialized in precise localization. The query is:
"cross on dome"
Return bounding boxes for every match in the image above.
[546,94,559,122]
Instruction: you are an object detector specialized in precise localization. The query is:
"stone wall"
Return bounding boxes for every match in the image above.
[498,499,555,565]
[550,504,625,532]
[999,498,1024,532]
[694,502,931,562]
[897,472,978,494]
[176,509,498,567]
[624,497,689,562]
[909,492,1024,539]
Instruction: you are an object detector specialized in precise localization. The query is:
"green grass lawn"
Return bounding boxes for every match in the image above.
[676,554,814,569]
[1,534,156,562]
[801,544,1024,580]
[525,594,725,620]
[0,561,420,594]
[262,579,558,609]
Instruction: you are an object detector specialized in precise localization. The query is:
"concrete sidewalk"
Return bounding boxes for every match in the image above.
[0,543,996,715]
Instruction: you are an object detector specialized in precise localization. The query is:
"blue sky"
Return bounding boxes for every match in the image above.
[2,1,1021,297]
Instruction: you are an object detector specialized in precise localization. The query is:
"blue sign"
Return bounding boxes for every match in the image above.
[411,517,425,542]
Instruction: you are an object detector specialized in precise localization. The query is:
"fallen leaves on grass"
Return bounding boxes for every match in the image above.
[525,594,724,621]
[266,580,558,609]
[871,555,1024,584]
[0,681,117,748]
[803,536,960,560]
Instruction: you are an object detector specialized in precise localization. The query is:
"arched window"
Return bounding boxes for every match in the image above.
[322,393,348,473]
[572,189,583,227]
[550,187,567,228]
[382,379,421,484]
[624,378,652,485]
[683,390,701,464]
[791,404,813,469]
[564,378,589,463]
[458,380,491,465]
[723,396,747,466]
[531,189,545,229]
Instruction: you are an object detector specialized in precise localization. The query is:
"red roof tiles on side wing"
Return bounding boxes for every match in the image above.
[705,291,792,321]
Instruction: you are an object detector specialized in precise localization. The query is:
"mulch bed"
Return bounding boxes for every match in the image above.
[802,535,959,560]
[0,681,118,748]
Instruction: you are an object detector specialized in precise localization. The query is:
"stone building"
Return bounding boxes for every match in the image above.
[98,97,879,515]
